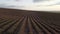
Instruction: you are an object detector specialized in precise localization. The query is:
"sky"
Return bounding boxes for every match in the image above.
[0,0,60,12]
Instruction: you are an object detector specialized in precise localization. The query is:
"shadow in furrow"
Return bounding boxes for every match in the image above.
[25,17,29,34]
[13,16,27,34]
[0,16,16,28]
[2,16,24,34]
[17,16,28,34]
[31,16,52,34]
[0,19,12,24]
[29,17,38,34]
[40,18,60,33]
[30,16,45,34]
[37,16,60,33]
[1,17,21,34]
[0,18,16,28]
[38,16,60,29]
[28,16,34,34]
[33,16,59,34]
[0,16,18,24]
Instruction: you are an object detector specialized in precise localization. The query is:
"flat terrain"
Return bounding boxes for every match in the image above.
[0,8,60,34]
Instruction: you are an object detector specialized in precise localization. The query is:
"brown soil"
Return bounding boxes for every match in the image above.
[0,8,60,34]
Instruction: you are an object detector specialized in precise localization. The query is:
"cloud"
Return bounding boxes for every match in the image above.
[33,0,48,3]
[0,0,60,12]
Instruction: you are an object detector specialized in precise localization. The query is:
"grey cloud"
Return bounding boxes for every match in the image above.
[0,3,25,8]
[33,0,48,3]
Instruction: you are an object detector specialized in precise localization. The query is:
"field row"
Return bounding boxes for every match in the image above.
[0,16,60,34]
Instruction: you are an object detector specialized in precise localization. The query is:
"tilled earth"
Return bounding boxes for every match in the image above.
[0,8,60,34]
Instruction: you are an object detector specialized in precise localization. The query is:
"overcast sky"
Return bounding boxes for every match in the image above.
[0,0,59,6]
[0,0,60,12]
